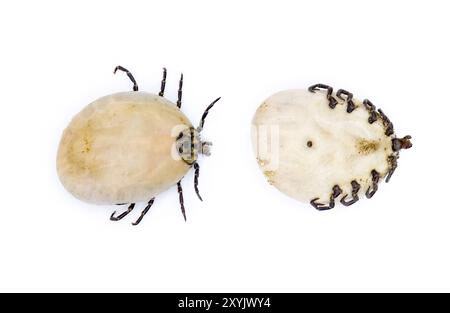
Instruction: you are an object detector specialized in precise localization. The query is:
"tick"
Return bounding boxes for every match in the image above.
[57,66,220,224]
[251,84,412,210]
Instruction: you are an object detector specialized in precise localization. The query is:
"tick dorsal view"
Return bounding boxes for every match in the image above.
[251,84,412,210]
[57,66,220,224]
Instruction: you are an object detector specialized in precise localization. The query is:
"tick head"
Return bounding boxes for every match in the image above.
[193,128,213,157]
[200,141,212,156]
[175,127,213,165]
[392,135,412,152]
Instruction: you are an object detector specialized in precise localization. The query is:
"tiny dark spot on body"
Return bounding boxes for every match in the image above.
[307,141,313,148]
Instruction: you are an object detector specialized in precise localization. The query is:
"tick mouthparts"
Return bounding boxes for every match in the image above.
[392,135,413,152]
[201,141,212,156]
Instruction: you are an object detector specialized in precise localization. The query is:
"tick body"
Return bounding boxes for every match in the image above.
[57,66,220,224]
[251,85,412,210]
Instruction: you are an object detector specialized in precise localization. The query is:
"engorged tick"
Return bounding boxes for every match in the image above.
[252,84,412,210]
[57,66,220,224]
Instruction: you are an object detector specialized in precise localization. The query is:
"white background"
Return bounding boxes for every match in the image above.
[0,0,449,292]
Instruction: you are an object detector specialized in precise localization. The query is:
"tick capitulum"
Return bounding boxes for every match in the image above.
[57,66,220,224]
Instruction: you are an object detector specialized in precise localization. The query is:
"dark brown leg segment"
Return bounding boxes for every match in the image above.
[363,99,378,124]
[340,180,361,206]
[193,162,202,201]
[177,73,183,108]
[110,203,135,221]
[308,83,338,109]
[114,65,138,91]
[177,181,186,221]
[199,97,221,129]
[336,89,356,113]
[310,185,343,211]
[159,68,167,97]
[132,198,156,226]
[366,170,380,198]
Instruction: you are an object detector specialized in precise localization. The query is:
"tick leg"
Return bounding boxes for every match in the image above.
[110,203,135,221]
[193,162,203,201]
[363,99,376,110]
[366,170,380,199]
[132,198,155,226]
[310,185,342,211]
[308,83,333,96]
[177,73,183,108]
[198,97,221,131]
[310,198,332,211]
[340,180,361,206]
[385,155,399,183]
[336,89,356,113]
[328,185,343,208]
[340,195,358,206]
[308,83,338,109]
[158,68,167,97]
[378,109,394,136]
[366,183,378,199]
[177,181,187,221]
[114,65,138,91]
[363,99,378,124]
[385,164,397,183]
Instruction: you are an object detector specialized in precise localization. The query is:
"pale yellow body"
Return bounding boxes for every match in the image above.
[57,92,192,204]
